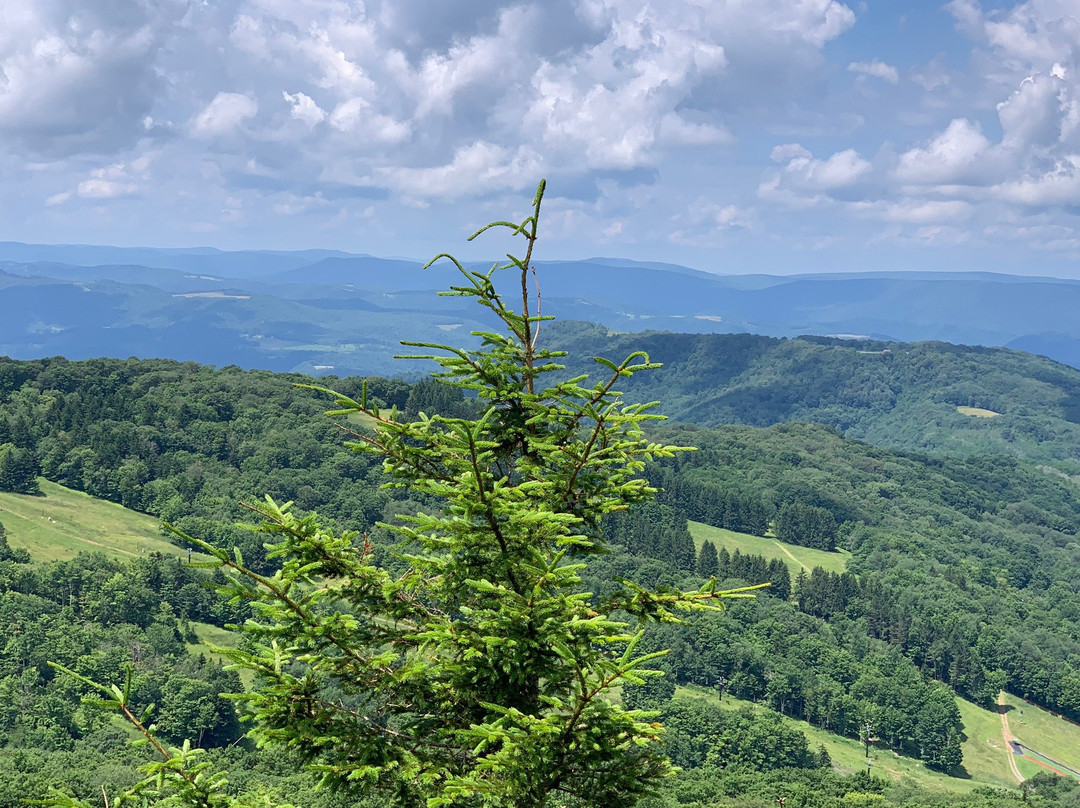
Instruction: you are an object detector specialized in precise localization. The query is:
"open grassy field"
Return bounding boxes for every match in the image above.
[187,621,254,688]
[0,479,185,562]
[957,694,1019,788]
[956,406,1001,418]
[673,684,1020,792]
[688,521,850,574]
[1001,693,1080,781]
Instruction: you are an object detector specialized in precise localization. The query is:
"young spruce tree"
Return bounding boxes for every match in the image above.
[51,181,759,808]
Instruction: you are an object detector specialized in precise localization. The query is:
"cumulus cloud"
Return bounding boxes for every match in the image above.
[947,0,1080,79]
[372,141,543,199]
[894,119,994,185]
[997,73,1070,151]
[883,0,1080,229]
[658,113,734,147]
[283,91,326,127]
[72,161,143,199]
[191,93,259,138]
[0,0,183,156]
[327,98,411,143]
[992,156,1080,206]
[77,178,138,199]
[763,144,872,204]
[669,198,755,246]
[848,59,900,84]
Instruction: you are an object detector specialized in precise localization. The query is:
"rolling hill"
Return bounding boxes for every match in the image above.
[7,242,1080,375]
[0,479,181,562]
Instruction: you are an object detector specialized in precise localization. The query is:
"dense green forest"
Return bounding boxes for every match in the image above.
[5,353,1080,805]
[551,322,1080,468]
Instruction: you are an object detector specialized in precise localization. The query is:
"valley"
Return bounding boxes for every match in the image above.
[8,243,1080,377]
[5,341,1080,806]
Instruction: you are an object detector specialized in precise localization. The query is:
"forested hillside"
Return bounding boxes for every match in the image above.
[552,322,1080,468]
[650,422,1080,721]
[5,355,1080,805]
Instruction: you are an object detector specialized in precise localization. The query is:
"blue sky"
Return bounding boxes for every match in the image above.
[3,0,1080,276]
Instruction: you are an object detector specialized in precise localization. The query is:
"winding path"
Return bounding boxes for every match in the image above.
[999,691,1025,784]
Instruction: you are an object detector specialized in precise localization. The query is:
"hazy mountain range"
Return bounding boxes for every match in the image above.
[2,241,1079,376]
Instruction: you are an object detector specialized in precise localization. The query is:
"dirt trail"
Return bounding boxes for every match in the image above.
[772,540,808,570]
[999,691,1025,784]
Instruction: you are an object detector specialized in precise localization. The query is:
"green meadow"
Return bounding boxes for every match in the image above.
[688,520,850,574]
[0,478,182,562]
[1001,693,1080,781]
[674,684,1016,792]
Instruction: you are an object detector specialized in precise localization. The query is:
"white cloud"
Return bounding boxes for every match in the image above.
[411,5,534,118]
[912,59,952,91]
[77,178,138,199]
[0,1,182,156]
[771,144,812,162]
[72,162,141,199]
[658,113,734,147]
[191,93,258,138]
[808,149,873,189]
[851,199,974,224]
[992,156,1080,206]
[372,141,542,199]
[848,59,899,84]
[669,198,755,246]
[997,73,1067,151]
[948,0,1080,73]
[327,98,411,143]
[283,91,326,127]
[894,118,993,184]
[770,145,872,192]
[757,174,827,209]
[524,13,730,169]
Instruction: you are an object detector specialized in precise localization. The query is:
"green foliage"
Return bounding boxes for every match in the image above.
[0,355,402,570]
[631,594,964,767]
[606,502,697,570]
[774,502,838,551]
[0,443,40,494]
[41,664,281,808]
[696,541,719,579]
[549,323,1080,470]
[651,420,1080,721]
[660,698,816,772]
[0,522,31,563]
[56,183,760,808]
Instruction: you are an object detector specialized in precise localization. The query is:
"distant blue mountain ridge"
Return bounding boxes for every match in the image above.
[2,241,1080,375]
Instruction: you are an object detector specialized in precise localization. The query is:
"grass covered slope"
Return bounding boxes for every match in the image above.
[671,684,1080,792]
[0,479,180,561]
[688,520,849,574]
[671,684,1023,792]
[651,420,1080,725]
[1000,693,1080,780]
[551,322,1080,469]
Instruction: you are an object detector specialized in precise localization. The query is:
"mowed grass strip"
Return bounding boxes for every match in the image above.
[673,685,990,792]
[955,695,1020,788]
[688,520,850,574]
[0,479,183,562]
[1001,692,1080,780]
